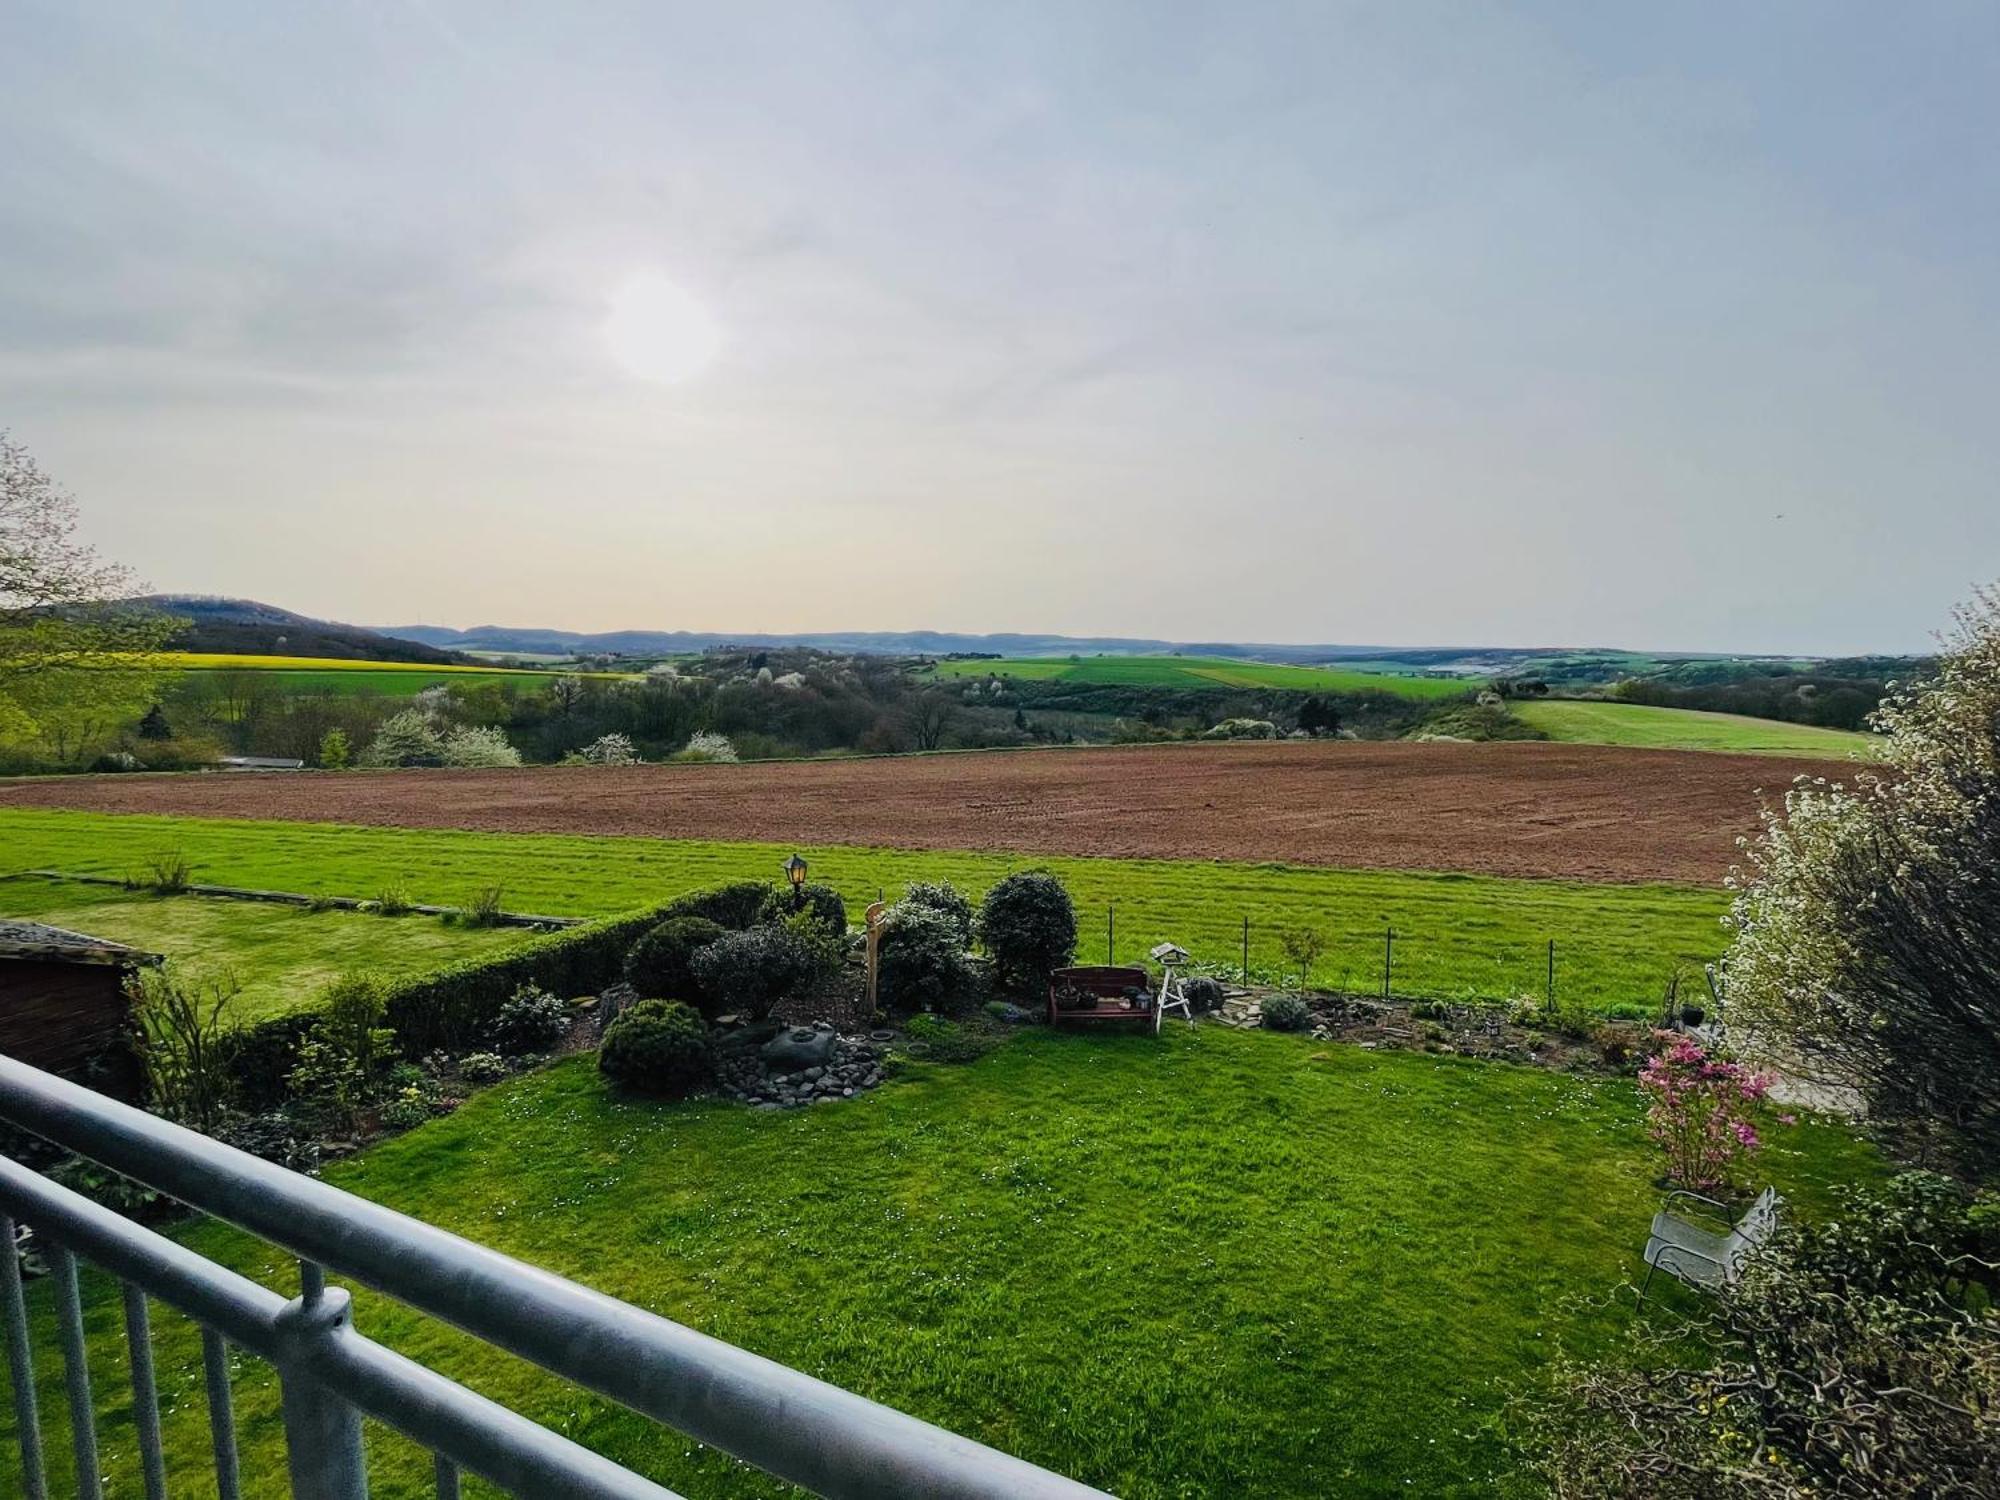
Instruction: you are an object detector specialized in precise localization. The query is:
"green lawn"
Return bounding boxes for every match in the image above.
[0,876,532,1024]
[1512,700,1876,758]
[0,810,1731,1015]
[929,654,1474,699]
[3,1031,1878,1498]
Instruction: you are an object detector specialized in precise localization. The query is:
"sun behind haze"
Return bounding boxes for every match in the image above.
[0,3,1995,653]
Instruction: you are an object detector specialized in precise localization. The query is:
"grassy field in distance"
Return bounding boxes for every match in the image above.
[1513,699,1877,757]
[6,1033,1878,1498]
[128,652,635,697]
[0,809,1730,1013]
[929,654,1473,698]
[0,875,531,1023]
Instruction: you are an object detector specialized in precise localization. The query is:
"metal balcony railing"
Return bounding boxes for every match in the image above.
[0,1054,1112,1499]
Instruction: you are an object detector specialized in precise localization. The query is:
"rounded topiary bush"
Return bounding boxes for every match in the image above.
[755,883,847,941]
[1262,994,1311,1032]
[689,924,816,1021]
[598,1000,714,1096]
[976,871,1077,989]
[625,915,726,1002]
[485,983,572,1057]
[877,903,976,1013]
[901,880,974,947]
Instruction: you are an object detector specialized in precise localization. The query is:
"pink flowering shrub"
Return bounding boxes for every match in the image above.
[1637,1032,1780,1191]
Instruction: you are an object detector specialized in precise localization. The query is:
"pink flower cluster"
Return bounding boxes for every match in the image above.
[1637,1033,1778,1191]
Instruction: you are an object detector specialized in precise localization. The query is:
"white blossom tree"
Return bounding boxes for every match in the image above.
[1725,585,2000,1173]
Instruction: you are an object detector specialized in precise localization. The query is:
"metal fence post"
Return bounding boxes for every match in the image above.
[278,1264,368,1500]
[0,1212,47,1500]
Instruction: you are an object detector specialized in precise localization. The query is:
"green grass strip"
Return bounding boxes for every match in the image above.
[0,809,1728,1013]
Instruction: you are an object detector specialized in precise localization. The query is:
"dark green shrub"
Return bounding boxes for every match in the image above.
[382,899,684,1053]
[976,871,1077,988]
[625,915,726,1000]
[660,880,773,931]
[1262,994,1310,1031]
[599,1000,714,1096]
[756,883,847,940]
[902,880,974,946]
[485,983,571,1058]
[689,925,816,1021]
[1182,976,1228,1014]
[877,904,975,1013]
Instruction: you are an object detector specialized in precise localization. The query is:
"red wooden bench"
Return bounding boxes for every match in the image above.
[1047,965,1157,1031]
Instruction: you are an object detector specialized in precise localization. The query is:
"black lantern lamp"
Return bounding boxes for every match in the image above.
[783,854,809,909]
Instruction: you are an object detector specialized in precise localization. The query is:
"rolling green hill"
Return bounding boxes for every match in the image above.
[1512,700,1876,757]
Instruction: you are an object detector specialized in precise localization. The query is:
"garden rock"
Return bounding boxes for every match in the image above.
[761,1024,837,1071]
[719,1032,887,1111]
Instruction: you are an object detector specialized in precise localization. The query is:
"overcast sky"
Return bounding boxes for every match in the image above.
[2,3,1995,654]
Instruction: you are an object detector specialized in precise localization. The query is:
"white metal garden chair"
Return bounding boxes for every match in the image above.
[1640,1186,1780,1300]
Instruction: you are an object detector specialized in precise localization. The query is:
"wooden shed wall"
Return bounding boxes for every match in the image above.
[0,959,140,1098]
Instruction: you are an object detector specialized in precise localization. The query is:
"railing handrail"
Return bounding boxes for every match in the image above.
[0,1156,684,1499]
[0,1055,1111,1499]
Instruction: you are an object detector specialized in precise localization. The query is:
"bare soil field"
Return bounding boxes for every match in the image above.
[0,741,1844,884]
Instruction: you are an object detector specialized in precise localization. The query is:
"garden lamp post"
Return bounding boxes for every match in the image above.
[784,853,809,910]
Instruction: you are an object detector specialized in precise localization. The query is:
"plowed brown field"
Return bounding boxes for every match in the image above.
[0,741,1843,884]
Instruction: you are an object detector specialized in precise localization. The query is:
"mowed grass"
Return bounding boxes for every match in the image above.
[4,1030,1879,1498]
[929,654,1473,699]
[0,810,1730,1014]
[1513,700,1877,758]
[0,876,532,1023]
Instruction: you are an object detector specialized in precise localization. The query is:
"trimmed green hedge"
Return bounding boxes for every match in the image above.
[217,900,683,1105]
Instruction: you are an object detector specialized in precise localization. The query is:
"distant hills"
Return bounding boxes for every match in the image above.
[383,621,1494,665]
[140,596,464,664]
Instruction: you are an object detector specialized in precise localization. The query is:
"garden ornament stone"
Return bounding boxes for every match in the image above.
[761,1023,837,1072]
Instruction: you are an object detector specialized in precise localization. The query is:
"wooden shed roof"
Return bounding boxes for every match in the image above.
[0,920,164,968]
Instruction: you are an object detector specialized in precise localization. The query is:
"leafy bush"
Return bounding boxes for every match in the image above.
[563,732,639,767]
[756,883,848,940]
[138,850,194,894]
[689,925,816,1021]
[363,710,445,768]
[877,903,976,1013]
[1638,1032,1776,1191]
[216,1111,320,1172]
[976,871,1077,988]
[460,885,505,928]
[1520,1172,2000,1499]
[373,886,414,917]
[902,880,975,946]
[457,1052,509,1085]
[675,731,738,763]
[599,1000,714,1096]
[485,983,572,1058]
[128,964,237,1131]
[380,1086,436,1131]
[441,725,522,768]
[659,881,774,931]
[1262,994,1310,1031]
[625,915,726,1001]
[316,727,351,769]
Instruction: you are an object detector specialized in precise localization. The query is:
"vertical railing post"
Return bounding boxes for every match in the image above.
[121,1284,169,1500]
[50,1244,103,1500]
[277,1263,368,1500]
[0,1213,48,1500]
[202,1327,243,1500]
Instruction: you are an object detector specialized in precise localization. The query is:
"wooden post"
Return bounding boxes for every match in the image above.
[1106,904,1115,965]
[1382,926,1394,1000]
[1241,917,1249,985]
[1546,939,1556,1014]
[864,901,888,1012]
